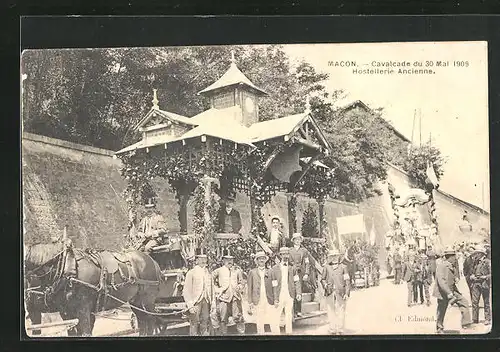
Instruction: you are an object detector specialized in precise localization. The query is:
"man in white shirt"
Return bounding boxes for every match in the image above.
[247,251,279,334]
[269,247,302,334]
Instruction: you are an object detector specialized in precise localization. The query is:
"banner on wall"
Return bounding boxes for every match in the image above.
[337,214,366,236]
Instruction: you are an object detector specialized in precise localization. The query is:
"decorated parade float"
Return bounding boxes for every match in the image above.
[111,53,336,333]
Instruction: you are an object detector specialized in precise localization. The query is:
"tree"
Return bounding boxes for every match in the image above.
[403,142,446,189]
[22,45,444,203]
[301,204,319,238]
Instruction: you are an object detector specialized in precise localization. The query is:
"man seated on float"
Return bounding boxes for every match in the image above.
[135,197,168,254]
[217,194,242,234]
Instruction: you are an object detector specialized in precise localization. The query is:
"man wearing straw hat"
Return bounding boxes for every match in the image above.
[211,248,246,335]
[467,245,491,326]
[289,232,314,318]
[269,247,302,334]
[433,246,473,334]
[183,248,214,336]
[321,248,350,335]
[247,251,279,334]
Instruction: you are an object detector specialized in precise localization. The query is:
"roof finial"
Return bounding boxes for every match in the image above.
[305,95,311,114]
[152,88,159,109]
[230,50,236,64]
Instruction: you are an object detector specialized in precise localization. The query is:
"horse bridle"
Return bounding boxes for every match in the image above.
[25,249,65,279]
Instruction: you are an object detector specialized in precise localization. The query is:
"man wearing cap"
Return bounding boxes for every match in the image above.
[289,233,314,318]
[211,249,246,335]
[247,251,279,334]
[134,197,168,254]
[426,245,437,280]
[269,247,302,334]
[402,253,417,307]
[321,248,350,335]
[468,245,491,325]
[414,252,432,306]
[217,195,242,234]
[433,246,472,334]
[183,248,214,336]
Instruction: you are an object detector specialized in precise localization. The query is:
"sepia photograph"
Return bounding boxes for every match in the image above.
[22,41,491,337]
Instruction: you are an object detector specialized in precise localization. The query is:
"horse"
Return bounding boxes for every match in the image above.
[24,240,163,336]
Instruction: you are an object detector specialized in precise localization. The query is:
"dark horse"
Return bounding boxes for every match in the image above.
[24,240,163,336]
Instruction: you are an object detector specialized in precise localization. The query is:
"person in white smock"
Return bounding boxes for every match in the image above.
[247,251,279,334]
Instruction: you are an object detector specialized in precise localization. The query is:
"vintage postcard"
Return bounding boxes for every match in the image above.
[22,41,490,337]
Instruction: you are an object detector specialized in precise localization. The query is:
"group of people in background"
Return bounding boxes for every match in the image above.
[388,239,491,334]
[389,244,434,306]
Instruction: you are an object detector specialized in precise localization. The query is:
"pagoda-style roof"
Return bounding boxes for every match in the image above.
[116,108,331,155]
[116,107,330,154]
[197,61,268,97]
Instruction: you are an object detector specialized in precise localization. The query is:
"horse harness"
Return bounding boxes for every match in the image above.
[26,246,160,313]
[78,248,161,312]
[25,247,71,309]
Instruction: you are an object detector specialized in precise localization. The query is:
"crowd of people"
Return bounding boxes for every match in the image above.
[388,239,491,334]
[182,242,351,336]
[130,196,491,335]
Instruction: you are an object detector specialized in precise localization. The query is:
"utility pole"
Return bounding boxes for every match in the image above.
[419,108,422,147]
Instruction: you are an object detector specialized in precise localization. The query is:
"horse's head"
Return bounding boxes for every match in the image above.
[24,241,66,273]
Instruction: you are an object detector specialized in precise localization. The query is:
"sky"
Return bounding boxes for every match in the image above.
[282,42,490,212]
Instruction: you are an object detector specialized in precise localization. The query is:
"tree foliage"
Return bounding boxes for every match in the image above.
[403,142,446,189]
[22,45,444,203]
[301,204,319,238]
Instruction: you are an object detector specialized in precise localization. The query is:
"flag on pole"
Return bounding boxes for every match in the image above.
[426,161,439,189]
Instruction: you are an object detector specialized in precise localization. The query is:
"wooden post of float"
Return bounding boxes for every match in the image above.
[201,175,220,239]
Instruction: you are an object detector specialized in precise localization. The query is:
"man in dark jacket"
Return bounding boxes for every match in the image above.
[426,245,437,279]
[414,253,432,306]
[247,251,278,334]
[217,195,242,234]
[393,248,403,285]
[467,245,491,325]
[433,246,472,334]
[402,254,416,307]
[321,249,350,335]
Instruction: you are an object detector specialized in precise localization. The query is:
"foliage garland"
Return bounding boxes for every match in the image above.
[403,143,446,189]
[208,237,259,273]
[118,137,340,271]
[302,238,329,265]
[301,203,319,238]
[191,178,221,267]
[342,238,380,271]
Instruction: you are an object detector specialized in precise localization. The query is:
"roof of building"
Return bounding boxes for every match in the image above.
[133,107,198,131]
[387,161,490,215]
[248,113,308,142]
[334,100,411,143]
[189,106,243,125]
[197,61,268,96]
